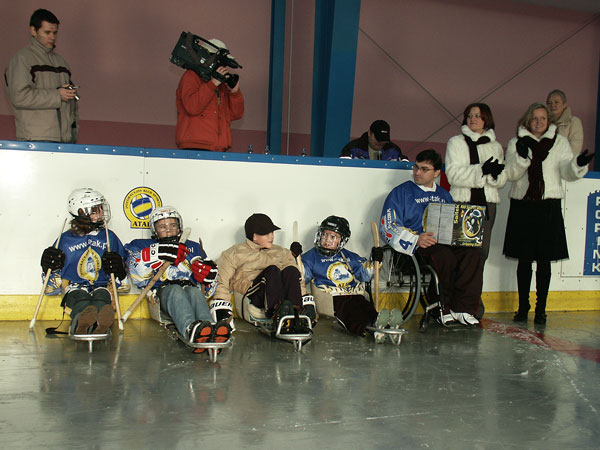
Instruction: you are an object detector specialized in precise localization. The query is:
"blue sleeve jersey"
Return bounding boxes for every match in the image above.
[125,238,208,291]
[302,247,373,296]
[380,180,453,255]
[45,228,129,295]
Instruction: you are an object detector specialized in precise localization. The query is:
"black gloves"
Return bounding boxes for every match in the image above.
[482,157,505,180]
[101,251,127,280]
[577,149,595,167]
[516,140,529,159]
[481,157,494,175]
[290,242,303,258]
[371,246,383,263]
[41,247,65,272]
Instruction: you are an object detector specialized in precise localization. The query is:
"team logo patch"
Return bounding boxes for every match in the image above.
[462,207,484,239]
[78,247,102,283]
[326,261,354,287]
[123,187,162,229]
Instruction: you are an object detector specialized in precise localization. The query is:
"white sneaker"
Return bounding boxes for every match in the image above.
[451,311,479,326]
[438,310,456,326]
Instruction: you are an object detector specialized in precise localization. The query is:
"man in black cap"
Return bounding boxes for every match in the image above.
[340,120,408,161]
[213,213,316,333]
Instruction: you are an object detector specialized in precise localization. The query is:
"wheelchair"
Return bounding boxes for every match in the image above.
[376,246,444,332]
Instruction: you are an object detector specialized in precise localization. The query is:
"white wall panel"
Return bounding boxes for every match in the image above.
[1,147,597,295]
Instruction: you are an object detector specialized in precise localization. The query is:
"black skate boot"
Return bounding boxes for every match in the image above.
[271,300,295,336]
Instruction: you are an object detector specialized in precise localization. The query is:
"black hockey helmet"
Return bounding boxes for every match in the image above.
[314,215,351,256]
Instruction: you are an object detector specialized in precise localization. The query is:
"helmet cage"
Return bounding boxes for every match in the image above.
[67,188,111,229]
[314,216,351,257]
[149,206,183,241]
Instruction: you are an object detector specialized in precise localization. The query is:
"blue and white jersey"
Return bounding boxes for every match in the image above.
[125,238,210,292]
[380,180,453,255]
[45,228,129,295]
[302,247,373,296]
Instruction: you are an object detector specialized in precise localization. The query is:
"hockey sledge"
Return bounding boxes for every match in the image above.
[234,292,313,352]
[69,329,111,353]
[147,291,232,362]
[364,325,408,346]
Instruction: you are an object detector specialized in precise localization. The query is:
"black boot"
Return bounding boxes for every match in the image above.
[514,260,532,322]
[534,261,550,326]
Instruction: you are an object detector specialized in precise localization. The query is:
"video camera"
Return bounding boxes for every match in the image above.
[170,32,242,88]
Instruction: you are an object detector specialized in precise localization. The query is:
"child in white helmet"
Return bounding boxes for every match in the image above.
[41,188,129,334]
[125,206,231,351]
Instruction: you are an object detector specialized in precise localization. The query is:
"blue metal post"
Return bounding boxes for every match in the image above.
[267,0,286,155]
[311,0,361,157]
[595,57,600,170]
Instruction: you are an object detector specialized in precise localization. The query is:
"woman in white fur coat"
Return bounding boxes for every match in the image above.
[503,102,592,325]
[446,103,507,267]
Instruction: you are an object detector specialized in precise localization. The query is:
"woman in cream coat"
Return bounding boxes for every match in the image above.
[503,103,591,325]
[446,103,507,266]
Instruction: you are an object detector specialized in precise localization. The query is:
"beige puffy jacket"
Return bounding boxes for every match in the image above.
[215,239,305,300]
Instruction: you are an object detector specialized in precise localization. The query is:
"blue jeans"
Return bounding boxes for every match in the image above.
[159,284,212,339]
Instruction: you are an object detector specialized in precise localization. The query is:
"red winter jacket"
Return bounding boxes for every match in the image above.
[175,70,244,151]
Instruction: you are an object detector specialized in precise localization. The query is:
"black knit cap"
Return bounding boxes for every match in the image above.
[244,213,281,240]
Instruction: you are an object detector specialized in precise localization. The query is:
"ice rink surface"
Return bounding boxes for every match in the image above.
[1,313,599,449]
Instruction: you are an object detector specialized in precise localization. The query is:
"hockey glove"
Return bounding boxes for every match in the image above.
[290,241,303,258]
[141,242,189,268]
[210,299,234,327]
[576,149,595,167]
[191,258,218,284]
[371,246,384,263]
[101,251,127,280]
[516,139,529,159]
[41,247,65,272]
[481,156,494,176]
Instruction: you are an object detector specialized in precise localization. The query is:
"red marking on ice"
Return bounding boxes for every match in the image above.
[481,319,600,363]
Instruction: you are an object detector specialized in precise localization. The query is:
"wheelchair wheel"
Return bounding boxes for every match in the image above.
[376,247,422,326]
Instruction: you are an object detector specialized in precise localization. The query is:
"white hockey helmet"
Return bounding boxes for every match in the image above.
[67,188,111,226]
[149,206,182,240]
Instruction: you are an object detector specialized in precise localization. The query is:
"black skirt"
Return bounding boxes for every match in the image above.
[503,198,569,262]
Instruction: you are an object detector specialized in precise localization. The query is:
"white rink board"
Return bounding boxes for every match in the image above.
[0,146,598,295]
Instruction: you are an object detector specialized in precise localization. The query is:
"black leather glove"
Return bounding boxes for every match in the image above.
[226,74,239,89]
[481,156,494,175]
[371,246,383,263]
[576,149,595,167]
[516,139,529,159]
[101,251,127,280]
[41,247,65,272]
[489,160,505,180]
[290,242,303,258]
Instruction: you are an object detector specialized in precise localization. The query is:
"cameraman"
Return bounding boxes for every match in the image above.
[176,38,244,151]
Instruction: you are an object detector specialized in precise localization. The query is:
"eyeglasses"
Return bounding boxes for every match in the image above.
[412,165,434,173]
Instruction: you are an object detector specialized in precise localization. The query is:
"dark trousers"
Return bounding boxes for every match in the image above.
[64,287,112,318]
[417,244,483,315]
[63,288,112,333]
[333,295,378,335]
[246,265,303,317]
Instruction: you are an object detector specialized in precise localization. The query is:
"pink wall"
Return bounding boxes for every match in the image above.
[1,0,598,158]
